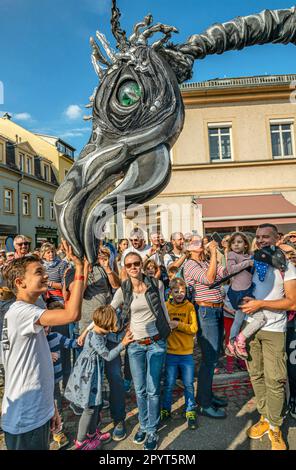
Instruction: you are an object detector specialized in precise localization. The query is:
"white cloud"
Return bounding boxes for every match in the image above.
[14,112,32,121]
[64,105,83,120]
[60,131,84,138]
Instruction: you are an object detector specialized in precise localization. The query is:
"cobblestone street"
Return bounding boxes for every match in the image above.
[1,351,296,451]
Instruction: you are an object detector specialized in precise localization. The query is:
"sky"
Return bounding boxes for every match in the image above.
[0,0,295,155]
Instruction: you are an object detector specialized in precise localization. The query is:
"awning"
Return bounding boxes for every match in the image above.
[194,194,296,228]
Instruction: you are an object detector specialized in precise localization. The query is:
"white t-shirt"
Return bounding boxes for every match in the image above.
[246,262,296,333]
[121,245,161,266]
[1,301,54,434]
[164,252,183,270]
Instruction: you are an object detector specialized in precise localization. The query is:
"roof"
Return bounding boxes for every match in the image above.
[180,74,296,92]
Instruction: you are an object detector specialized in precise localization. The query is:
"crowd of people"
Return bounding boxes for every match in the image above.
[0,225,296,451]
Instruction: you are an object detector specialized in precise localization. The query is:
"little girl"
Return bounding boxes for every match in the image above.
[64,305,133,450]
[226,232,267,359]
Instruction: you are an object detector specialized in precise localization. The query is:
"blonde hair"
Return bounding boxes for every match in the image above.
[169,277,186,290]
[143,259,158,274]
[93,305,118,332]
[228,232,251,255]
[40,242,56,259]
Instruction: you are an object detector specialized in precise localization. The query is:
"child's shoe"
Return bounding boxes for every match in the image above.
[233,333,248,359]
[186,411,197,430]
[160,409,171,421]
[74,436,102,450]
[52,431,69,449]
[87,428,112,444]
[225,341,235,357]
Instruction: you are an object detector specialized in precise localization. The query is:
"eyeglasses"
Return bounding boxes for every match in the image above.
[16,242,29,246]
[130,238,140,242]
[125,261,141,269]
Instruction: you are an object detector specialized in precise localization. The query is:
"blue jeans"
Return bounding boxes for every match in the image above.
[105,340,126,424]
[230,310,246,341]
[128,339,166,434]
[196,306,224,408]
[162,354,196,412]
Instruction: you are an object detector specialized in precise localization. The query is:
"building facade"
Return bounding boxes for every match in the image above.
[0,115,75,249]
[140,74,296,238]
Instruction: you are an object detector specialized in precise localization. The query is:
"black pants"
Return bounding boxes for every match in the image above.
[5,420,50,450]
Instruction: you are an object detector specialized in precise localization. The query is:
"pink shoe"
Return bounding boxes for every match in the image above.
[75,436,102,450]
[234,334,248,359]
[87,428,112,444]
[225,341,235,357]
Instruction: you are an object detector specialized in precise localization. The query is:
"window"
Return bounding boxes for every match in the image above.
[26,156,32,174]
[19,153,25,171]
[4,189,13,213]
[0,142,4,162]
[270,122,294,158]
[65,147,74,158]
[208,125,232,161]
[37,197,44,218]
[22,193,30,216]
[57,143,66,154]
[50,201,55,220]
[43,163,50,181]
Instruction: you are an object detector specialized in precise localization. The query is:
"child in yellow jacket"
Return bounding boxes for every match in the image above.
[161,278,198,429]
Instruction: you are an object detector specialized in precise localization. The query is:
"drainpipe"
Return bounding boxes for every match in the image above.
[17,174,23,234]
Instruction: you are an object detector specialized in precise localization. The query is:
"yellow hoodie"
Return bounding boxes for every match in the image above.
[166,300,198,355]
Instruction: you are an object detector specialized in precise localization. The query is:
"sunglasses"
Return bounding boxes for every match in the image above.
[125,261,141,269]
[17,242,29,246]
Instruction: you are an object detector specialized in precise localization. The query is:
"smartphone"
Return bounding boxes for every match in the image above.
[211,232,222,245]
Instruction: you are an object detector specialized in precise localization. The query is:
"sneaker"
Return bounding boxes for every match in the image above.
[52,431,69,449]
[143,433,159,451]
[70,403,83,416]
[225,341,235,357]
[197,405,226,419]
[160,409,171,421]
[247,416,269,439]
[268,427,287,450]
[133,429,147,445]
[289,396,296,419]
[124,379,132,393]
[74,437,102,450]
[102,400,110,410]
[186,411,197,430]
[212,395,228,408]
[87,429,112,444]
[112,421,127,441]
[233,332,248,359]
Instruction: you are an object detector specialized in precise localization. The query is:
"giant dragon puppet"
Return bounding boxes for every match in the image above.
[54,1,296,264]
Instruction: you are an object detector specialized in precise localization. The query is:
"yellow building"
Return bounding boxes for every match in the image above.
[146,74,296,238]
[0,114,75,248]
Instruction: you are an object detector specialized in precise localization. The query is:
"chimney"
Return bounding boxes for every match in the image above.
[2,112,12,120]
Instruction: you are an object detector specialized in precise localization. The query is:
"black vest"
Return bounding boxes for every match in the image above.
[121,275,171,340]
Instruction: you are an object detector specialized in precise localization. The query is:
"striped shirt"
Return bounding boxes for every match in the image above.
[183,259,226,303]
[43,258,68,301]
[47,332,80,384]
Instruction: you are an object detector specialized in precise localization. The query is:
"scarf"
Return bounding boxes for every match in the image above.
[43,257,61,270]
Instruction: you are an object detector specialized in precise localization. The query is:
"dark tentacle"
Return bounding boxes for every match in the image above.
[164,7,296,83]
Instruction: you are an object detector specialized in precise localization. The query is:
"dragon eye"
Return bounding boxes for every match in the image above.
[117,81,141,107]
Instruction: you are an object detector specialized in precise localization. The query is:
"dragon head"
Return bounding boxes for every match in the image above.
[54,1,185,264]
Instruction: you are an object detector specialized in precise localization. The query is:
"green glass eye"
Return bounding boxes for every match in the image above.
[117,81,141,107]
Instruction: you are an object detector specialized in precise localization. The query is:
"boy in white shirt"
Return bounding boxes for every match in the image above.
[1,241,85,450]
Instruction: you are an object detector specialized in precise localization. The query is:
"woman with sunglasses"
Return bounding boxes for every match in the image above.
[112,252,171,450]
